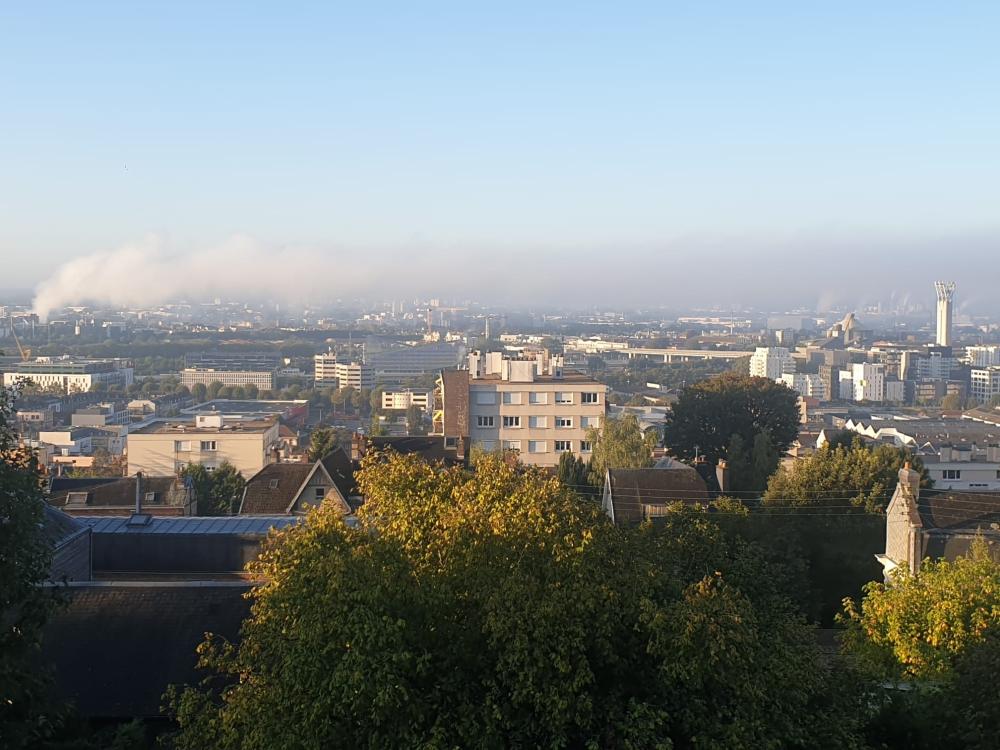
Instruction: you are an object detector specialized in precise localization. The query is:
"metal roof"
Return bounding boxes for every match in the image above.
[82,515,303,535]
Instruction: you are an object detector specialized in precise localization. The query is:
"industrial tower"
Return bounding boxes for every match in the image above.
[934,281,955,347]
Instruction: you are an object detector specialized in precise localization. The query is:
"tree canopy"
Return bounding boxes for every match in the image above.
[663,373,800,464]
[0,385,58,748]
[180,462,246,516]
[764,439,929,513]
[585,413,655,484]
[167,451,860,749]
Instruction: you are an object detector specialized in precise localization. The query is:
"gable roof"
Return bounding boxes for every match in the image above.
[41,582,252,718]
[239,462,317,515]
[48,476,187,511]
[41,504,90,550]
[605,466,710,526]
[368,435,463,466]
[320,447,358,499]
[916,491,1000,532]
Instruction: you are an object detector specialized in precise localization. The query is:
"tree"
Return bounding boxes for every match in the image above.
[190,382,208,402]
[586,413,655,486]
[307,428,337,461]
[70,448,126,478]
[556,451,591,497]
[764,440,929,513]
[940,393,963,411]
[167,452,862,749]
[206,381,224,401]
[405,404,425,435]
[243,384,259,400]
[180,462,246,516]
[0,385,59,748]
[663,373,800,464]
[840,541,1000,749]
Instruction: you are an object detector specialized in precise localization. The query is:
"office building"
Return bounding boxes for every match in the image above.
[314,351,339,386]
[435,352,608,468]
[967,346,1000,368]
[179,368,275,390]
[367,342,466,380]
[971,367,1000,404]
[749,347,796,380]
[127,414,280,477]
[184,351,281,371]
[3,357,134,393]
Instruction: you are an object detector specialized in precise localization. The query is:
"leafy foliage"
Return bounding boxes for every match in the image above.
[585,413,655,485]
[0,384,59,748]
[179,462,245,516]
[167,452,862,749]
[663,372,800,464]
[764,439,929,513]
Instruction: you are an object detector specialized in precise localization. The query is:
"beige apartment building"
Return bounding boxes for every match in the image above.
[179,368,275,390]
[127,414,280,477]
[434,352,607,468]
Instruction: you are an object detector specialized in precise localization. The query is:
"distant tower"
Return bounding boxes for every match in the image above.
[934,281,955,346]
[484,315,492,341]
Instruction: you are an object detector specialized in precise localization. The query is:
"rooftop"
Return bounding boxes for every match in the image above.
[82,515,302,535]
[131,416,277,434]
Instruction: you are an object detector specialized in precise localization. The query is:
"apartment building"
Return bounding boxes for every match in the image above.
[779,372,827,400]
[127,414,280,477]
[434,352,607,468]
[332,361,375,390]
[3,357,134,393]
[966,346,1000,368]
[749,347,795,380]
[314,351,339,386]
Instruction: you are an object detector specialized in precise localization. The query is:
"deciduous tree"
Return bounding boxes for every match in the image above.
[586,413,655,485]
[663,373,800,464]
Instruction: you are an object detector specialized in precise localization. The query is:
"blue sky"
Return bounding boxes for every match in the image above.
[2,2,998,309]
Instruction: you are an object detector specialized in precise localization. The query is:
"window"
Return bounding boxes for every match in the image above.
[528,440,546,453]
[503,415,521,428]
[474,391,497,405]
[529,392,548,405]
[445,436,458,448]
[581,392,599,404]
[555,417,573,428]
[315,487,326,501]
[554,440,572,452]
[268,479,279,489]
[942,469,961,480]
[555,392,572,404]
[174,440,191,451]
[476,415,495,428]
[502,392,522,405]
[581,416,600,429]
[144,492,157,504]
[503,440,521,452]
[200,440,217,451]
[529,416,548,429]
[580,440,593,452]
[479,440,496,451]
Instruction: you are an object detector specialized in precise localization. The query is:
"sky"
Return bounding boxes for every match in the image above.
[2,2,998,313]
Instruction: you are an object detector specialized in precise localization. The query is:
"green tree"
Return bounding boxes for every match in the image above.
[749,430,780,493]
[841,541,1000,749]
[206,381,224,400]
[243,383,259,400]
[586,413,655,485]
[0,385,59,748]
[189,382,208,402]
[405,404,425,435]
[940,392,963,411]
[167,452,862,749]
[764,440,928,513]
[180,462,246,516]
[556,451,592,497]
[663,372,800,464]
[307,428,337,461]
[69,448,126,478]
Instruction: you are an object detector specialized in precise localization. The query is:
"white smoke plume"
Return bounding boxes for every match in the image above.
[31,235,394,321]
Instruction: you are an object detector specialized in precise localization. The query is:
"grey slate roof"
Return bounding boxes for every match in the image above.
[239,462,315,514]
[41,582,252,718]
[83,515,302,535]
[606,466,710,526]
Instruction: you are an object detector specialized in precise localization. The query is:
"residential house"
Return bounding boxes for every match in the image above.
[239,449,355,515]
[602,459,712,526]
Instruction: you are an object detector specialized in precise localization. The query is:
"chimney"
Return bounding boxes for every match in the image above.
[134,471,143,514]
[716,459,730,496]
[351,432,368,462]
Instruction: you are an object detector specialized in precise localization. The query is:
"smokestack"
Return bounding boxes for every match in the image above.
[934,281,955,347]
[134,471,143,514]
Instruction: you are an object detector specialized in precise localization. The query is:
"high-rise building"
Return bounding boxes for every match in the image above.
[934,281,955,347]
[314,351,339,386]
[967,346,1000,368]
[749,347,796,380]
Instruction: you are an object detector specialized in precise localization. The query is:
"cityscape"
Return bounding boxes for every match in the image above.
[2,3,999,749]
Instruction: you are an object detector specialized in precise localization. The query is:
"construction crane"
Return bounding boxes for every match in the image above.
[11,324,31,361]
